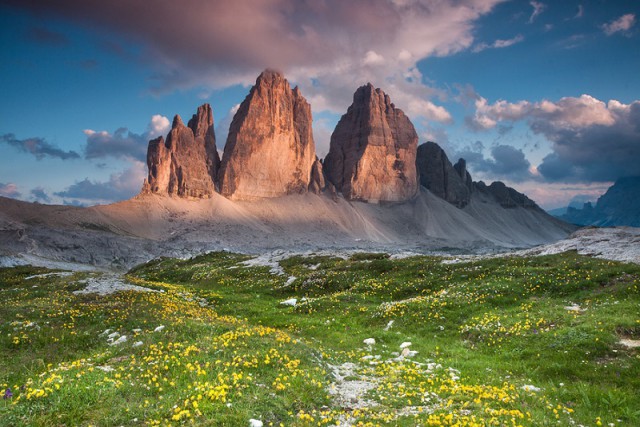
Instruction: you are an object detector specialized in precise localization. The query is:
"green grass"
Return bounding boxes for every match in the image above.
[1,251,639,426]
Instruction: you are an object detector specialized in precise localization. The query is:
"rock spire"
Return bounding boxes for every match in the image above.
[323,83,418,202]
[143,104,219,198]
[218,70,317,200]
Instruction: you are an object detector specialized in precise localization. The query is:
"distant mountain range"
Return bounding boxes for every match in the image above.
[552,176,640,227]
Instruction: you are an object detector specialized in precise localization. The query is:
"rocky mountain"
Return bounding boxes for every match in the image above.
[0,69,579,270]
[218,70,317,200]
[557,176,640,226]
[415,141,538,211]
[323,83,418,202]
[416,141,472,208]
[142,104,219,198]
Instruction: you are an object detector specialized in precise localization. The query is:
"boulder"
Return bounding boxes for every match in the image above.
[323,83,418,202]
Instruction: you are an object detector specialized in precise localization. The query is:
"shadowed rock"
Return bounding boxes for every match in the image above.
[308,158,326,194]
[474,181,537,209]
[416,141,471,208]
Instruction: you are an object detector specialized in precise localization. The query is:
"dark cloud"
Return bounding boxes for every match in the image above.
[84,128,147,161]
[0,133,80,160]
[62,199,85,207]
[83,115,169,161]
[25,27,70,46]
[470,95,640,183]
[534,101,640,182]
[30,187,51,203]
[54,162,145,203]
[0,182,21,198]
[6,0,501,119]
[457,144,533,182]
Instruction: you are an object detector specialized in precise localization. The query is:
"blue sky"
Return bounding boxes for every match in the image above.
[1,0,638,209]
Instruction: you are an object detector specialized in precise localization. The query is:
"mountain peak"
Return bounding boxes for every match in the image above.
[218,70,316,200]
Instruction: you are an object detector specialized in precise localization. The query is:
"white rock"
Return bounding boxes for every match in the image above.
[384,320,394,331]
[132,328,142,333]
[522,384,541,392]
[564,304,585,313]
[107,331,120,340]
[363,338,376,346]
[400,341,412,349]
[154,325,165,332]
[280,298,297,307]
[133,341,143,347]
[109,335,127,346]
[249,419,263,427]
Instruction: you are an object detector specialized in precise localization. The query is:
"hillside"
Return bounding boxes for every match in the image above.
[1,250,638,426]
[0,189,574,270]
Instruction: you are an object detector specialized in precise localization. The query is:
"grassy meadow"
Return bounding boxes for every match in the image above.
[1,251,639,426]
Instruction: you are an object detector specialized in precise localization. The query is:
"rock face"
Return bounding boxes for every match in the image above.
[308,158,326,194]
[143,104,219,198]
[415,141,472,208]
[323,84,418,202]
[218,70,316,200]
[474,181,537,209]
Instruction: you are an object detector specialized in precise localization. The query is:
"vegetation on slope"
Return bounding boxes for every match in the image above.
[1,251,639,426]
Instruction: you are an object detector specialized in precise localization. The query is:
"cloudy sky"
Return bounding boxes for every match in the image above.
[1,0,638,209]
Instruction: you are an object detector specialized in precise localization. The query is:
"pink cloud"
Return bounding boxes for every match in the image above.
[602,13,636,36]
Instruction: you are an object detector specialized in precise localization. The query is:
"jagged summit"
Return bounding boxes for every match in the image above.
[217,69,317,200]
[140,69,552,221]
[142,103,218,198]
[416,141,543,211]
[323,83,419,202]
[416,141,472,208]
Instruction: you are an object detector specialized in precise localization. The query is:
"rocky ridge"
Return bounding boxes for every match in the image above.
[141,69,549,217]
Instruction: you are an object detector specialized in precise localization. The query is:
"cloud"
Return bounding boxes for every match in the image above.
[30,187,51,203]
[512,182,610,210]
[83,115,170,161]
[469,94,640,182]
[25,27,70,46]
[574,5,584,19]
[456,144,533,182]
[0,133,80,160]
[0,182,21,198]
[147,115,171,139]
[312,117,335,158]
[601,13,636,36]
[472,34,524,52]
[528,1,546,23]
[363,50,385,66]
[215,104,240,151]
[8,0,506,125]
[54,161,146,203]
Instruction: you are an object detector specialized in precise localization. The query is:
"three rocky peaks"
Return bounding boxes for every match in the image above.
[143,69,537,209]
